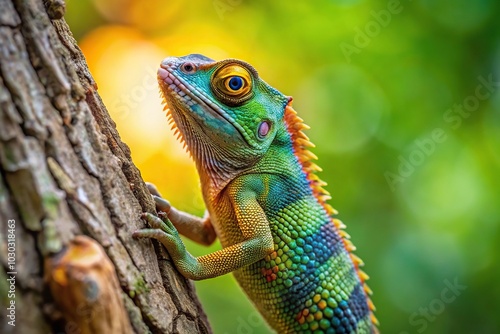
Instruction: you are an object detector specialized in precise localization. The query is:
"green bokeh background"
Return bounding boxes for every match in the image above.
[67,1,500,333]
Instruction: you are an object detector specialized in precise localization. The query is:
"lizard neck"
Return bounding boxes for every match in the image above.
[195,148,247,201]
[167,104,253,198]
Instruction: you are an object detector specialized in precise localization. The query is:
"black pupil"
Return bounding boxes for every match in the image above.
[184,64,193,72]
[229,77,243,90]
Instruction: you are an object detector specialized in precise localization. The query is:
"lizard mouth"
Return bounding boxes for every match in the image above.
[157,65,249,144]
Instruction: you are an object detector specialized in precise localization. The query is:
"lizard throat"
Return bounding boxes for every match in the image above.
[163,100,246,196]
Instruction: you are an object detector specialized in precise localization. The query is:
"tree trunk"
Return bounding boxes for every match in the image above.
[0,0,212,333]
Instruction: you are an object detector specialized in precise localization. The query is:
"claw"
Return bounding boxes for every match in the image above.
[132,230,147,239]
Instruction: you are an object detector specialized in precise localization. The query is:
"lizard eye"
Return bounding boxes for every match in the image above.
[180,62,196,74]
[211,63,253,106]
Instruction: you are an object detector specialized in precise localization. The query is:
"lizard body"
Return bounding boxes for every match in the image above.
[134,54,377,333]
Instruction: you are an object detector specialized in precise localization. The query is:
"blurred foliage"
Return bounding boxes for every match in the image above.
[66,0,500,333]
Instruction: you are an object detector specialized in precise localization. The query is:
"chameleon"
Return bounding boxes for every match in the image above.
[133,54,378,334]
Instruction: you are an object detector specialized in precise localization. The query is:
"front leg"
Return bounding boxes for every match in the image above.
[134,183,274,280]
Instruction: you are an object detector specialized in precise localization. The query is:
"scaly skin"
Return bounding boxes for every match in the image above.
[134,54,377,333]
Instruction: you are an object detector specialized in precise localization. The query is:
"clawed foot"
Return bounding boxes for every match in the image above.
[133,211,198,279]
[135,182,178,245]
[134,182,202,279]
[133,211,184,256]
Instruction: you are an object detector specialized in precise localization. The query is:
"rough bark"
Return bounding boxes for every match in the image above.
[0,0,212,333]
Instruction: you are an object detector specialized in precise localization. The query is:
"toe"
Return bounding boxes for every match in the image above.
[146,182,162,197]
[154,195,171,213]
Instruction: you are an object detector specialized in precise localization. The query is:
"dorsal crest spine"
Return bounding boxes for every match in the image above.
[283,101,379,328]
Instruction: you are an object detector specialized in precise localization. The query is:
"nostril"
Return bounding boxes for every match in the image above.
[160,57,179,71]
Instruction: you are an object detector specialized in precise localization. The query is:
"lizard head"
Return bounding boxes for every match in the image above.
[157,54,290,186]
